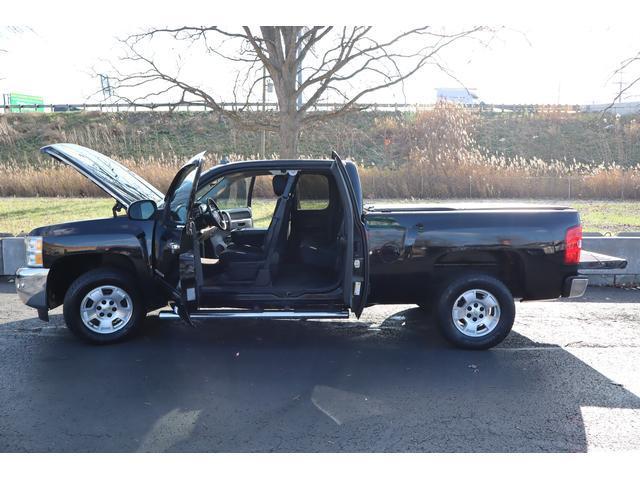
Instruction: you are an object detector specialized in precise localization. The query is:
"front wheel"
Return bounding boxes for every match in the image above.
[435,274,515,350]
[63,267,144,344]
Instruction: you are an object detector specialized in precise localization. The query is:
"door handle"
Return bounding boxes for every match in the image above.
[167,242,180,253]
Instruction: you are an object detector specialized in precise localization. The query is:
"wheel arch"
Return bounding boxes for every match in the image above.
[47,253,153,310]
[433,249,526,298]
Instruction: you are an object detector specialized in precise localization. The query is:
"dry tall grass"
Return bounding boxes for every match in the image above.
[2,150,637,199]
[2,104,640,199]
[358,104,640,199]
[0,156,175,197]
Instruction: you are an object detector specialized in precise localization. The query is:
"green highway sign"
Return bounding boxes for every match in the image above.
[9,93,44,112]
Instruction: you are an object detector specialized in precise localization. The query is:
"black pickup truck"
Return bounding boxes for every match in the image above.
[15,144,626,349]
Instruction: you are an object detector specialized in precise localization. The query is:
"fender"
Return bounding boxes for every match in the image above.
[31,216,160,309]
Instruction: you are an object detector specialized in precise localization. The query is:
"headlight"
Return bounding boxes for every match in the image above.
[25,236,43,267]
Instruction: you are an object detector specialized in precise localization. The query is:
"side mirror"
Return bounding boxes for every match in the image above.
[128,199,157,221]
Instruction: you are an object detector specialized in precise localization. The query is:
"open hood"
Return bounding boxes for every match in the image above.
[41,143,164,208]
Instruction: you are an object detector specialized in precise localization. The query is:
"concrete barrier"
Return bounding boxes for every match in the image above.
[1,235,639,286]
[581,237,640,286]
[0,237,26,276]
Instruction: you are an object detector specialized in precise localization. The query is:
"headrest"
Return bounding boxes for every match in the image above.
[272,175,288,196]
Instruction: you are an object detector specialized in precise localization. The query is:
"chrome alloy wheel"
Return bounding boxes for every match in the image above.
[80,285,133,334]
[451,288,501,338]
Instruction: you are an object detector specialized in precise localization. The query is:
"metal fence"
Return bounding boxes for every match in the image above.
[3,100,639,116]
[465,176,640,200]
[0,101,589,115]
[0,101,426,114]
[357,174,640,201]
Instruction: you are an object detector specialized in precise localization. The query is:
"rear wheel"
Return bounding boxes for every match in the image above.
[435,274,515,349]
[63,268,144,344]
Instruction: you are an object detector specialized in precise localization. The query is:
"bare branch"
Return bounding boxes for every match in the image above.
[604,49,640,115]
[602,75,640,115]
[299,26,486,121]
[109,25,491,157]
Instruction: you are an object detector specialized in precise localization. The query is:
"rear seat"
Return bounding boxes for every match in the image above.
[299,237,339,270]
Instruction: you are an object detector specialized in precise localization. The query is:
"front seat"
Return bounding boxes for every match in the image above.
[219,173,297,281]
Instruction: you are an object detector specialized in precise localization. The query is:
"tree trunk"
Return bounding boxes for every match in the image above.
[274,65,301,158]
[279,111,299,159]
[260,26,301,159]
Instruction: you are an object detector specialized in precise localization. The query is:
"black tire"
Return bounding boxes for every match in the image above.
[63,267,144,344]
[435,274,515,350]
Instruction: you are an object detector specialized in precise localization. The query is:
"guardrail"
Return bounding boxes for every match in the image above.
[3,101,639,116]
[0,102,590,115]
[2,235,639,287]
[2,101,427,113]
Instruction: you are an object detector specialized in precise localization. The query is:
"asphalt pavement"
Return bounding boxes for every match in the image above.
[1,277,639,452]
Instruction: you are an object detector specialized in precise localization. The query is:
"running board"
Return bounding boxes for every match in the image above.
[158,309,350,321]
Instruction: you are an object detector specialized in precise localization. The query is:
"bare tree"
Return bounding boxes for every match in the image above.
[110,26,488,158]
[605,49,640,112]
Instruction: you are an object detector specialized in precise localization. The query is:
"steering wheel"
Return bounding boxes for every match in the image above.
[206,198,230,231]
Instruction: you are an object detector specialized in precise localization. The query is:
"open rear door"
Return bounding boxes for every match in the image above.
[332,151,369,317]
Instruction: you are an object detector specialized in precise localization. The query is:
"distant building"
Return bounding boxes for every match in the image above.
[435,88,480,105]
[581,101,640,116]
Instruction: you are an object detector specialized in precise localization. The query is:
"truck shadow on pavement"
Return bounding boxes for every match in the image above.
[1,300,639,452]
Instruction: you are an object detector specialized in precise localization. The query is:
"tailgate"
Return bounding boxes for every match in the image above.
[579,250,628,270]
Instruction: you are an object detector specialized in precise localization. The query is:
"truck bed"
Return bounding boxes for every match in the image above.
[365,202,575,213]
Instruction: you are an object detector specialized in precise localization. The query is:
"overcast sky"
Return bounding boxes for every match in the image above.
[1,2,639,106]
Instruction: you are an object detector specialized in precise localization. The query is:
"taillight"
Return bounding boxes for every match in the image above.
[564,225,582,265]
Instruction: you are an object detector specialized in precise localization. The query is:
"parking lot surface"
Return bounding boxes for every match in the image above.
[1,277,639,452]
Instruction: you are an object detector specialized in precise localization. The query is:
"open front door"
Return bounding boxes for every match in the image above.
[332,151,369,317]
[154,152,205,318]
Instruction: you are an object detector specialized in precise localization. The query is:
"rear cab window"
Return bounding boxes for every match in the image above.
[296,174,330,210]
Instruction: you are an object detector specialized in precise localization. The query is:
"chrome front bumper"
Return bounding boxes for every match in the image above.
[15,267,49,309]
[563,276,589,298]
